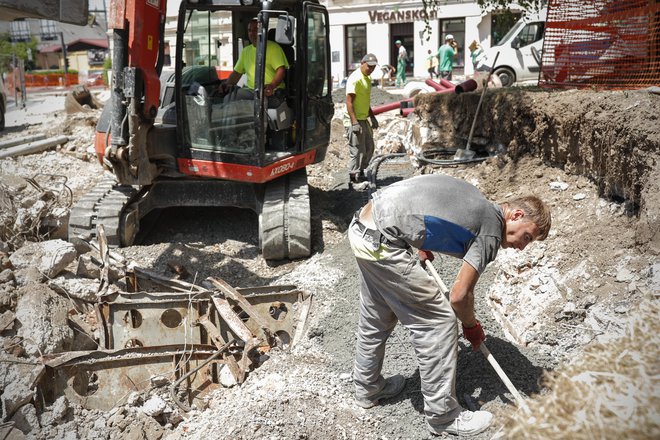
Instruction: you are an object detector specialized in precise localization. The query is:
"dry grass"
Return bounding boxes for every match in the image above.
[503,297,660,439]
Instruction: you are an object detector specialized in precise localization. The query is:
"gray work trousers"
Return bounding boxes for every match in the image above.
[348,214,461,424]
[345,120,374,178]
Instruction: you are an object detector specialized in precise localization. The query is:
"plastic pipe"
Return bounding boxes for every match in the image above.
[438,78,455,90]
[455,79,478,94]
[425,79,447,91]
[372,98,413,115]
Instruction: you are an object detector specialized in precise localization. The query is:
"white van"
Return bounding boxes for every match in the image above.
[477,9,547,86]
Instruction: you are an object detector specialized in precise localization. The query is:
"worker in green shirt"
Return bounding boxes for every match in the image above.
[344,53,379,188]
[221,19,289,108]
[438,34,458,80]
[395,40,408,87]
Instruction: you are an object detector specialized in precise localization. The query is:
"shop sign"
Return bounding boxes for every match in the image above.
[368,9,437,23]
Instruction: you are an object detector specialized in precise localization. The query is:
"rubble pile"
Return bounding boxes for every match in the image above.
[0,86,658,439]
[0,176,71,251]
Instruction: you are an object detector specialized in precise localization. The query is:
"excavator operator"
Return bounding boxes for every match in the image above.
[220,18,289,108]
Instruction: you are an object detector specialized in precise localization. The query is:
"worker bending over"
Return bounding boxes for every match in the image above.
[348,174,551,436]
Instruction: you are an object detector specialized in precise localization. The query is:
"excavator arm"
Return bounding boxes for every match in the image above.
[105,0,166,185]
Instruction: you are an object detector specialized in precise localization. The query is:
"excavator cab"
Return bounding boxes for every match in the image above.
[70,0,334,260]
[177,3,331,171]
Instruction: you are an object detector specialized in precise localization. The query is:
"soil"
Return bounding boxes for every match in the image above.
[0,84,658,440]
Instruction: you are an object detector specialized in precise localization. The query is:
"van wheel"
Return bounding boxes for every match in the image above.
[494,67,515,87]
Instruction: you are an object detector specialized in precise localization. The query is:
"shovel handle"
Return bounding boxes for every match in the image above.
[465,51,500,152]
[424,259,450,295]
[422,259,530,413]
[479,344,530,412]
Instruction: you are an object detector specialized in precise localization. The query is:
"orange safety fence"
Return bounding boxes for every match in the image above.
[540,0,660,89]
[5,72,79,90]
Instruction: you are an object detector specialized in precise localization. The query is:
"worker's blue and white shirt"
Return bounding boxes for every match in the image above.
[370,174,504,274]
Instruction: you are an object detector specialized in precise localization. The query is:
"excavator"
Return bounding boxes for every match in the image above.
[60,0,334,260]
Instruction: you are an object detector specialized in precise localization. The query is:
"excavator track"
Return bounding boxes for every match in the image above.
[260,169,311,260]
[68,178,139,247]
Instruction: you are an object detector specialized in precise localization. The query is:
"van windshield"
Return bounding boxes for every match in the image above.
[498,20,524,46]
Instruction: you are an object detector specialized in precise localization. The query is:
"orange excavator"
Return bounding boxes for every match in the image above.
[61,0,333,260]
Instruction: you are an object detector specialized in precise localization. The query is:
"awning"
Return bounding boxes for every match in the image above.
[41,39,109,53]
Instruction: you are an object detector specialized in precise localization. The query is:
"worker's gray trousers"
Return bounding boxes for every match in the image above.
[345,120,374,178]
[348,215,461,424]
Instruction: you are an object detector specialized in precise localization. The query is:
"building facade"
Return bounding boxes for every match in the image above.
[327,0,526,81]
[159,1,528,82]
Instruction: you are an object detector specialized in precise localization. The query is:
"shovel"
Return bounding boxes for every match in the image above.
[453,51,500,161]
[422,258,530,413]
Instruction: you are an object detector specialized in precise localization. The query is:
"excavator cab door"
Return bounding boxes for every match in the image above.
[300,2,333,162]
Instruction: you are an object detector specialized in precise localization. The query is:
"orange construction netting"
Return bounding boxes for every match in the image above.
[539,0,660,90]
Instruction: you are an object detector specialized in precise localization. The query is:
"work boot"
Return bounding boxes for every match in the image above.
[355,375,405,409]
[427,409,493,436]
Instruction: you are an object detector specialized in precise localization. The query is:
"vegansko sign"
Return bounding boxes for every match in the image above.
[368,9,437,23]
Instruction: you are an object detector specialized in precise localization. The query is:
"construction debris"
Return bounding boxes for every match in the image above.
[64,86,104,114]
[23,239,312,417]
[0,135,69,160]
[503,298,660,439]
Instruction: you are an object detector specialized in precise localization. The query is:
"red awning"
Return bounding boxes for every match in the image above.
[41,38,109,53]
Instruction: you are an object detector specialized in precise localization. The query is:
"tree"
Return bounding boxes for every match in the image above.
[0,33,38,72]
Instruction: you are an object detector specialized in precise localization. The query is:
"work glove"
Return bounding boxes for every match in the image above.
[351,123,362,135]
[462,320,485,351]
[418,249,434,262]
[370,116,379,129]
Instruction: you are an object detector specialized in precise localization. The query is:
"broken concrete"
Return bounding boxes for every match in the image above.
[15,283,73,356]
[9,239,77,279]
[1,367,36,422]
[49,276,100,302]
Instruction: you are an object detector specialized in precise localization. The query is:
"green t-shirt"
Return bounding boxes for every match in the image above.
[234,40,289,90]
[438,44,455,72]
[343,68,372,124]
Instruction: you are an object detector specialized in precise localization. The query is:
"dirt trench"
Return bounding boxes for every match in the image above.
[415,88,659,215]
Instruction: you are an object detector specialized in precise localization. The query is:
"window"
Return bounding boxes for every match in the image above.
[40,20,58,41]
[439,18,465,68]
[345,24,366,73]
[307,12,328,97]
[10,20,31,43]
[518,22,545,46]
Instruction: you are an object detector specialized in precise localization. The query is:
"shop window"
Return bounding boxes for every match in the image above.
[345,24,366,73]
[439,18,465,68]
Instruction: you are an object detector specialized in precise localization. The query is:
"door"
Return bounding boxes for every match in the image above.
[514,21,545,80]
[390,22,414,73]
[301,3,333,153]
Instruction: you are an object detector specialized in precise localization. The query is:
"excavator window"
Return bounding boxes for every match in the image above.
[181,9,257,155]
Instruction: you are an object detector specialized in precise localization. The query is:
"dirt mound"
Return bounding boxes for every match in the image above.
[414,88,659,212]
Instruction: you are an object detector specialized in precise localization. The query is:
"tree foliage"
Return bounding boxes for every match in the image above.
[0,33,38,72]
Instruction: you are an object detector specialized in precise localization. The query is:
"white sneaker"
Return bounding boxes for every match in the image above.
[427,410,493,436]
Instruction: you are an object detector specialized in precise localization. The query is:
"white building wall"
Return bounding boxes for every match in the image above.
[366,23,389,74]
[327,1,513,81]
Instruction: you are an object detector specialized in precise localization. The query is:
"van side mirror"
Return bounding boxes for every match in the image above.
[275,15,295,45]
[511,37,521,50]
